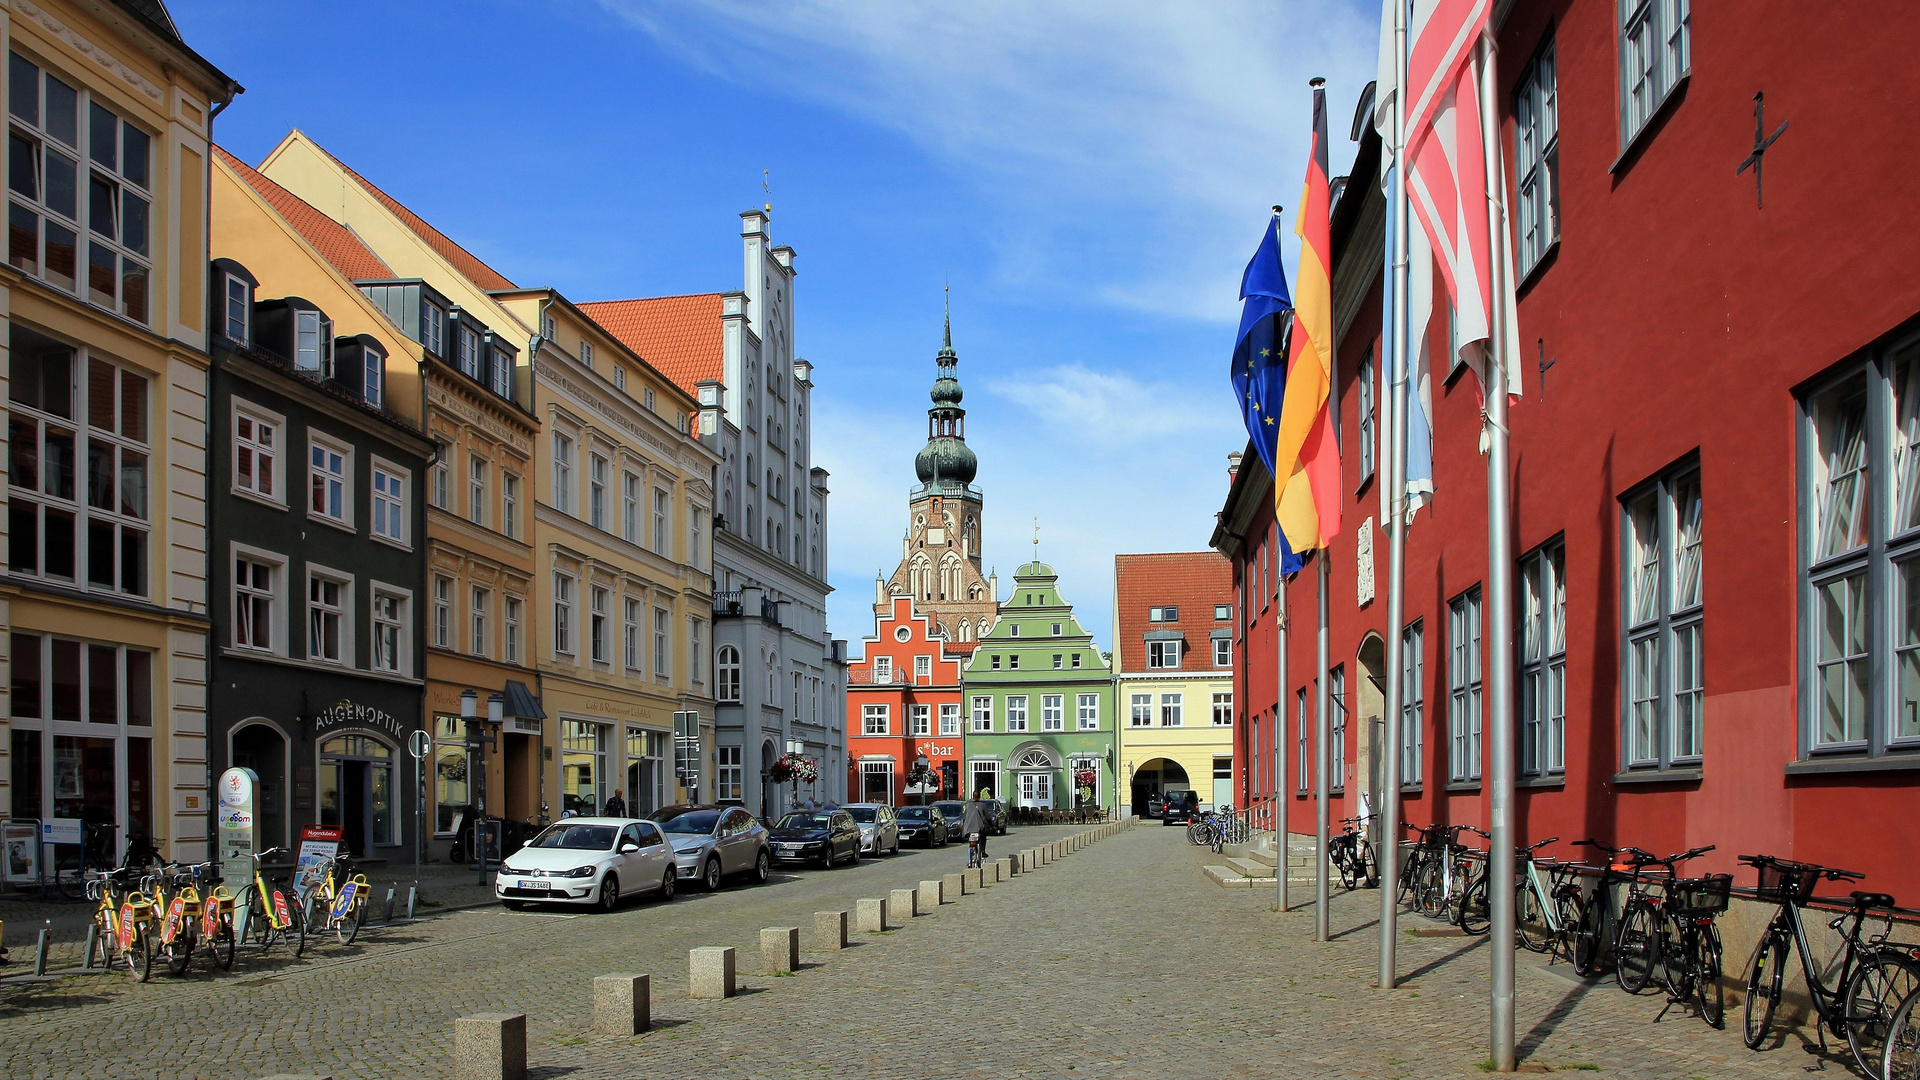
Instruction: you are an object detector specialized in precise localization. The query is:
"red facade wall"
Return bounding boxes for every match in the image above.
[1221,0,1920,898]
[845,597,966,805]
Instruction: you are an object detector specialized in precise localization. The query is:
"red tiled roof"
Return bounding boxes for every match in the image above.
[1113,551,1234,674]
[217,146,393,283]
[576,294,724,397]
[305,140,516,292]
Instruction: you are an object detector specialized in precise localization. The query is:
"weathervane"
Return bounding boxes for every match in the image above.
[1032,518,1040,562]
[762,168,772,214]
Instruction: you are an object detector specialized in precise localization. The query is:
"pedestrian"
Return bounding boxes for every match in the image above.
[604,789,627,818]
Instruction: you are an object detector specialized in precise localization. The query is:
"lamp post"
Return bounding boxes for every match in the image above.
[462,689,502,886]
[785,737,804,813]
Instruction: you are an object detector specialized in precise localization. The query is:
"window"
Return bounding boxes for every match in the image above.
[431,716,468,834]
[1330,665,1347,792]
[1214,605,1232,621]
[1623,466,1704,767]
[1051,623,1062,636]
[863,704,889,736]
[490,347,513,397]
[470,587,489,658]
[644,387,656,412]
[432,575,451,649]
[1071,653,1083,669]
[1212,692,1233,726]
[1006,695,1028,732]
[504,596,521,665]
[233,404,279,501]
[560,720,606,818]
[1296,689,1310,793]
[622,472,639,543]
[372,464,405,543]
[431,447,448,510]
[915,654,931,681]
[940,703,961,736]
[1356,349,1375,484]
[653,489,670,556]
[1008,654,1020,670]
[1130,693,1153,727]
[308,437,348,525]
[1147,640,1181,668]
[873,655,896,683]
[294,310,331,375]
[717,645,740,701]
[971,695,992,732]
[1402,620,1426,785]
[372,588,406,673]
[307,570,347,664]
[7,332,149,595]
[910,704,931,736]
[553,573,574,656]
[1009,625,1020,637]
[467,456,487,527]
[1052,654,1063,669]
[501,472,520,539]
[552,433,574,514]
[233,554,277,652]
[455,325,480,380]
[1619,0,1690,147]
[1041,694,1064,731]
[1521,541,1569,775]
[588,454,607,530]
[690,619,703,684]
[1078,693,1100,730]
[362,345,384,408]
[623,598,641,672]
[1448,587,1484,782]
[1160,692,1183,728]
[989,655,1000,670]
[1514,36,1559,276]
[717,746,742,802]
[1148,606,1178,621]
[653,607,669,680]
[421,301,445,358]
[1213,637,1232,667]
[612,366,624,391]
[223,274,251,344]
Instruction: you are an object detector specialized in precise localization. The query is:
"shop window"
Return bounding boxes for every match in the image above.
[432,715,469,835]
[560,720,606,817]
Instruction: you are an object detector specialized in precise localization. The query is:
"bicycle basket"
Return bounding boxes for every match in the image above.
[1670,874,1732,917]
[1753,860,1822,904]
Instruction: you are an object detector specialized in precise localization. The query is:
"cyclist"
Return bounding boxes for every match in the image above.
[961,790,991,866]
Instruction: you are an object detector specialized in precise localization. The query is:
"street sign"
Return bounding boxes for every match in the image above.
[408,728,432,760]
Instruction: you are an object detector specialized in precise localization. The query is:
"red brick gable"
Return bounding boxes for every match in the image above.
[1113,551,1233,674]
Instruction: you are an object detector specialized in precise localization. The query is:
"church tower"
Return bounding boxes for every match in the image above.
[879,309,999,648]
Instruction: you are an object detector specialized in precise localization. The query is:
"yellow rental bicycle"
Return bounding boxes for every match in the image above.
[237,848,306,958]
[304,854,370,946]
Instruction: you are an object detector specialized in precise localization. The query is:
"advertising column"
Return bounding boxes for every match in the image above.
[217,767,259,889]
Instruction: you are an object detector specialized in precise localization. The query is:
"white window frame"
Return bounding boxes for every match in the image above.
[432,574,452,649]
[552,432,575,515]
[553,572,575,657]
[371,458,408,547]
[623,597,642,672]
[717,645,741,702]
[1041,694,1064,732]
[590,585,610,664]
[653,488,670,556]
[588,453,608,531]
[1130,692,1153,727]
[1330,665,1347,793]
[971,695,993,732]
[470,586,489,658]
[421,301,445,358]
[622,471,640,543]
[716,746,743,802]
[1147,640,1181,669]
[306,564,353,666]
[371,583,411,675]
[1077,693,1099,730]
[467,454,487,528]
[910,703,931,736]
[1212,692,1233,727]
[939,703,961,737]
[501,471,521,539]
[863,704,890,736]
[1006,695,1028,732]
[1448,587,1484,782]
[230,544,286,654]
[1297,688,1310,793]
[1159,692,1183,728]
[231,400,284,505]
[653,607,670,681]
[223,273,251,344]
[1356,348,1375,486]
[504,595,522,665]
[874,655,893,682]
[307,433,352,529]
[1212,637,1231,668]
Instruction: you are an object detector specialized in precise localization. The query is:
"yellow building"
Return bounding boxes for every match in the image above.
[0,2,238,864]
[1112,553,1237,815]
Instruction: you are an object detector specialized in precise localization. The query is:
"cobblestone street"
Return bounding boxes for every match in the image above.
[0,823,1842,1079]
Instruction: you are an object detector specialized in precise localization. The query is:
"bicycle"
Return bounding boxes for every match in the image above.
[1654,867,1732,1029]
[1568,839,1631,977]
[302,854,370,946]
[1614,845,1711,995]
[236,847,307,958]
[966,832,986,870]
[1512,837,1564,955]
[56,824,159,901]
[152,862,219,977]
[1884,981,1920,1080]
[1397,822,1438,911]
[1740,854,1920,1076]
[1330,816,1379,890]
[81,867,139,976]
[1415,825,1489,932]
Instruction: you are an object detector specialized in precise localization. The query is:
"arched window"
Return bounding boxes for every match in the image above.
[1015,748,1054,769]
[716,646,741,701]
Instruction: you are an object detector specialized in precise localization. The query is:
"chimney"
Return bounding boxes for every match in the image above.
[875,574,886,606]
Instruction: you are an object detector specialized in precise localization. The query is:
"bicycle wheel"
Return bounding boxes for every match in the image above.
[1845,951,1920,1079]
[1457,873,1490,936]
[162,922,195,977]
[343,888,368,945]
[1887,984,1920,1080]
[288,898,308,958]
[1572,896,1606,976]
[1186,821,1208,845]
[240,884,277,950]
[1337,847,1358,891]
[1615,900,1659,994]
[129,922,154,982]
[1517,879,1553,953]
[1654,910,1689,1000]
[1743,932,1787,1049]
[209,912,236,970]
[1359,841,1379,889]
[1694,923,1724,1029]
[56,854,89,902]
[1417,859,1445,919]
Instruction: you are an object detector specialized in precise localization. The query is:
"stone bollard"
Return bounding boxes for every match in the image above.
[916,880,941,915]
[454,1012,526,1080]
[995,857,1012,881]
[962,866,982,893]
[942,873,963,901]
[891,887,918,921]
[689,946,737,999]
[761,927,800,975]
[593,973,650,1036]
[856,897,889,933]
[813,910,849,950]
[1021,849,1036,872]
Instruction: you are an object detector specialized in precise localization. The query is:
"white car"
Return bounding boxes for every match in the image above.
[494,818,676,912]
[841,803,901,856]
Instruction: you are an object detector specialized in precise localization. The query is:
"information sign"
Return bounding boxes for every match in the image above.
[293,824,343,894]
[217,767,259,890]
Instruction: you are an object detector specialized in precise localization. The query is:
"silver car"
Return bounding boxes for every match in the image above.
[841,803,901,856]
[656,806,771,890]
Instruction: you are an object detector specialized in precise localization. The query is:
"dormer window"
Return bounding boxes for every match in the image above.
[490,343,513,397]
[224,274,251,344]
[455,324,480,380]
[294,309,332,376]
[421,300,446,358]
[359,340,385,407]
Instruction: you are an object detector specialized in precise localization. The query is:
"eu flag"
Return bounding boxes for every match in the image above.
[1230,214,1304,573]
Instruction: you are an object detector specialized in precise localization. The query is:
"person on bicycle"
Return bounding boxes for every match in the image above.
[960,791,991,862]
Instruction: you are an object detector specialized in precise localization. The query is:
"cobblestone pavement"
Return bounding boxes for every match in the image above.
[0,822,1848,1080]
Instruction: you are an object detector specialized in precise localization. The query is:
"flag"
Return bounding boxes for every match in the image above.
[1376,0,1436,522]
[1231,215,1304,574]
[1403,0,1522,400]
[1273,80,1341,556]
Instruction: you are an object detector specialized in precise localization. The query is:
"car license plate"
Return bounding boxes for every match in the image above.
[779,844,799,852]
[518,880,549,892]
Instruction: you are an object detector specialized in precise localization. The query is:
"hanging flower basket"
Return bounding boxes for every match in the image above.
[770,753,819,784]
[1073,767,1098,790]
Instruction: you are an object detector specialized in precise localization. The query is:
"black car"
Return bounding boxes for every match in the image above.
[1161,791,1201,826]
[767,810,862,868]
[933,799,1009,837]
[895,806,951,847]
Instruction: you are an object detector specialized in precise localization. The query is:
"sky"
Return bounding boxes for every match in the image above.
[175,0,1379,656]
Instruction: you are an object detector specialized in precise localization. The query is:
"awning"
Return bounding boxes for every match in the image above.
[1143,629,1185,642]
[504,680,546,720]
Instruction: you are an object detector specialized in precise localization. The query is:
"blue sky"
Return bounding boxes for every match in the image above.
[177,0,1378,655]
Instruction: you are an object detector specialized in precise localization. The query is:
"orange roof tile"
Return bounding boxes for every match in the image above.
[304,140,517,292]
[576,294,725,396]
[217,146,393,283]
[1113,552,1234,674]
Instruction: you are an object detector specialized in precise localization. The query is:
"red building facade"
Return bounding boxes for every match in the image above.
[1216,0,1920,899]
[845,596,967,805]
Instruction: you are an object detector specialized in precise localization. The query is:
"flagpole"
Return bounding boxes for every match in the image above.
[1276,546,1289,913]
[1314,549,1330,943]
[1475,31,1519,1073]
[1378,0,1412,992]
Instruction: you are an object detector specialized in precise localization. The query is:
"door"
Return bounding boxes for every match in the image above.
[1019,772,1053,809]
[720,809,752,873]
[504,734,534,823]
[342,762,370,857]
[635,822,668,884]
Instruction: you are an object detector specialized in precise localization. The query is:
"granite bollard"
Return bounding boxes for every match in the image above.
[689,946,736,999]
[962,866,982,893]
[856,898,888,933]
[454,1012,526,1080]
[994,857,1012,881]
[916,880,941,914]
[890,887,918,921]
[592,973,650,1036]
[941,873,963,901]
[761,927,800,974]
[813,910,849,950]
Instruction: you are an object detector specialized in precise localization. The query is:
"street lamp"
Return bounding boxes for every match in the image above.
[784,737,804,811]
[462,689,502,885]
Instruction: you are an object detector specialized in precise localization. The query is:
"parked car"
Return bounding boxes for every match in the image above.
[1146,792,1167,818]
[494,817,675,913]
[767,809,862,868]
[1161,790,1200,826]
[933,799,1009,836]
[841,803,901,855]
[651,805,771,889]
[895,806,951,847]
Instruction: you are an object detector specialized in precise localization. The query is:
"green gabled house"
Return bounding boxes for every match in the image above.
[961,562,1117,812]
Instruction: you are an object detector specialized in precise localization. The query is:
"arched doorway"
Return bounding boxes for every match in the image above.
[760,738,779,818]
[1356,633,1387,837]
[1009,744,1058,809]
[1130,757,1191,816]
[318,732,396,857]
[231,721,289,852]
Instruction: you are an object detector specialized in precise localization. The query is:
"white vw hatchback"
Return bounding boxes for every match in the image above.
[494,818,676,913]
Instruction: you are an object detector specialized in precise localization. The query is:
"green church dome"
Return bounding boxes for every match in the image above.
[915,435,977,484]
[931,375,963,405]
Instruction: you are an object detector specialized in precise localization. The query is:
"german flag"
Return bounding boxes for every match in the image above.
[1273,79,1342,553]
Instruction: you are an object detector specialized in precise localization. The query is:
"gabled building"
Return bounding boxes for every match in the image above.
[580,211,846,815]
[959,562,1115,810]
[208,151,434,859]
[846,595,966,805]
[1113,552,1235,816]
[1,2,240,865]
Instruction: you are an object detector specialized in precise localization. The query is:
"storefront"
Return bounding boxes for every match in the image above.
[8,633,161,854]
[423,679,547,861]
